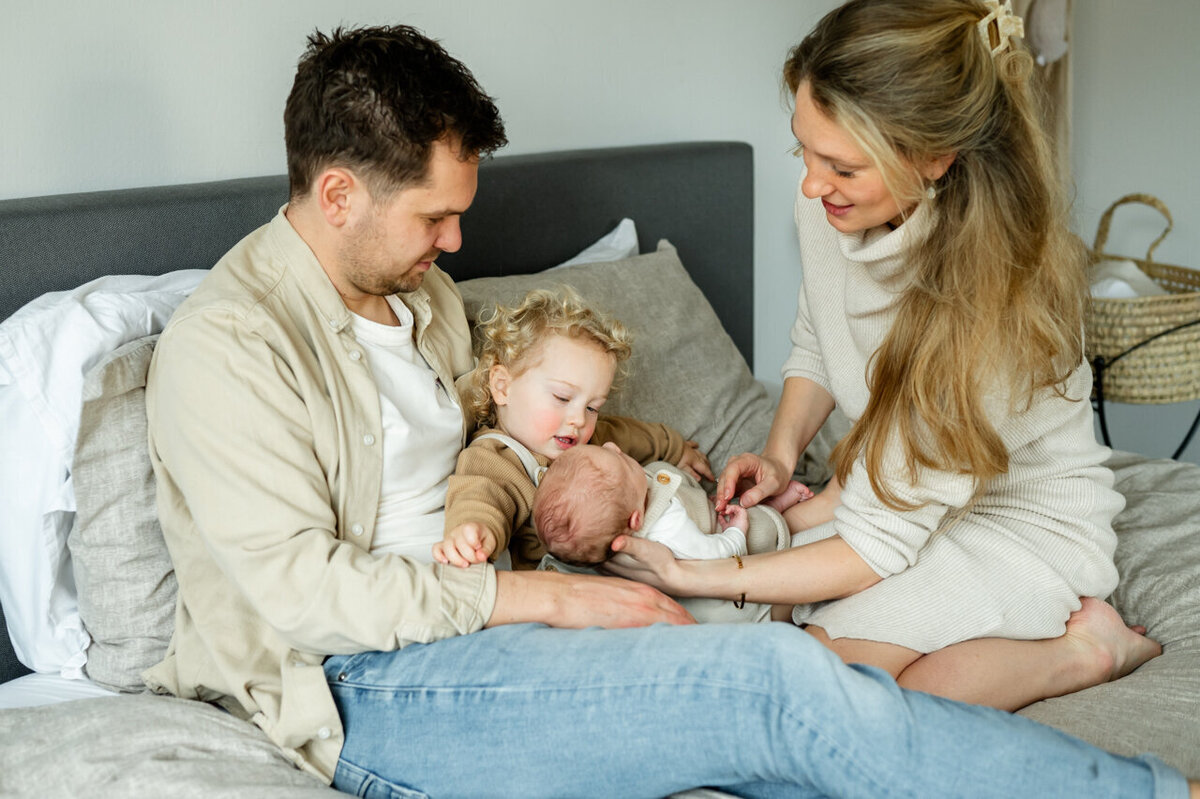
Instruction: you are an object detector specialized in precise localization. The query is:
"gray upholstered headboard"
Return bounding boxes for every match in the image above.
[0,140,753,683]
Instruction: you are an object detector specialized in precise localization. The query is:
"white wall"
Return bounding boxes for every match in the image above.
[3,2,1197,460]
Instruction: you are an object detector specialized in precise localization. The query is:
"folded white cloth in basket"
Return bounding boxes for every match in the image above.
[1089,258,1168,299]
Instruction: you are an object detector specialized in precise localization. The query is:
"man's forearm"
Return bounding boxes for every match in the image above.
[487,570,695,629]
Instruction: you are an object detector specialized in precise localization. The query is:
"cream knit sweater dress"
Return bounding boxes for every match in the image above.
[784,184,1123,653]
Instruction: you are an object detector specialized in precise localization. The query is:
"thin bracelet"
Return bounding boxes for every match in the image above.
[732,554,746,609]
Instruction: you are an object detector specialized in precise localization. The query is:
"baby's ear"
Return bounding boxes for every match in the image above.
[488,364,511,405]
[628,509,643,532]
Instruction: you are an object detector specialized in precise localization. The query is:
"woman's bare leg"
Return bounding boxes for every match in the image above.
[897,598,1162,710]
[803,625,921,678]
[805,598,1162,711]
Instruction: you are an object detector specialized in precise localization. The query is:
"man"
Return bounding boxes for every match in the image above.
[145,24,1192,798]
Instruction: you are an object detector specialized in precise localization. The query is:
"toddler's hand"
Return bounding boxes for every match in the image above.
[433,523,498,568]
[677,440,714,482]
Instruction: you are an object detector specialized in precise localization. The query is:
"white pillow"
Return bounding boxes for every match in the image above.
[0,270,206,675]
[546,218,638,270]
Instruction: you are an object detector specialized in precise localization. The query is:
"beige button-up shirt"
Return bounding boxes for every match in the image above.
[144,209,495,782]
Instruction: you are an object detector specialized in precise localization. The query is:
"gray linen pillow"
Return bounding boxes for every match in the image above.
[456,241,835,484]
[68,335,175,693]
[0,694,340,796]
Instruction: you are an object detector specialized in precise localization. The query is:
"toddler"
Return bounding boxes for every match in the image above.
[433,286,712,570]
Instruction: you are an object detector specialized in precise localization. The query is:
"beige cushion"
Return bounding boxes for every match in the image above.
[68,335,175,693]
[457,240,834,484]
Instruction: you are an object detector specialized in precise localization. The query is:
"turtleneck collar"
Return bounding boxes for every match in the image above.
[833,199,932,269]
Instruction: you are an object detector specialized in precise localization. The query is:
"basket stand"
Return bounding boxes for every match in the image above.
[1091,322,1200,459]
[1086,193,1200,459]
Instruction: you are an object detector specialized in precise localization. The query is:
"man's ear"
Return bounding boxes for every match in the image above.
[489,365,511,406]
[313,167,360,228]
[628,509,643,532]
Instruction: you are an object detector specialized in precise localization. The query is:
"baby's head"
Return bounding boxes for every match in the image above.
[533,442,649,565]
[463,287,632,460]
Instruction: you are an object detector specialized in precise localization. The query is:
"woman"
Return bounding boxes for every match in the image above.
[609,0,1161,711]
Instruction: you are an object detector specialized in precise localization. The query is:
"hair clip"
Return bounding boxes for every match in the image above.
[977,0,1025,56]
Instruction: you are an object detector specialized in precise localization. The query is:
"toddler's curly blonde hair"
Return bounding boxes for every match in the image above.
[462,286,633,428]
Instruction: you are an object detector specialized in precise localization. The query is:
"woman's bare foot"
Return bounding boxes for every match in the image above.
[1065,597,1162,685]
[762,480,814,513]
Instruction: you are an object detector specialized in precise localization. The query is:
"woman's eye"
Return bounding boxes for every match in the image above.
[835,169,855,179]
[586,406,599,415]
[553,395,569,403]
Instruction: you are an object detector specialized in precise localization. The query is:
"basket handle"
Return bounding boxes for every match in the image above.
[1092,193,1174,260]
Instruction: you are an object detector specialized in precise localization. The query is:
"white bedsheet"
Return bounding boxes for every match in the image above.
[0,671,116,709]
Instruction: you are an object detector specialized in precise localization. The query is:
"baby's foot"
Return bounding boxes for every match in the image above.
[762,480,814,513]
[1065,597,1162,686]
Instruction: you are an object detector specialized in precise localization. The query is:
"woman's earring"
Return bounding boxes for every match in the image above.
[925,184,937,201]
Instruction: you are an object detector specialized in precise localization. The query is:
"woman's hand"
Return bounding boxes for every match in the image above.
[603,535,684,595]
[714,452,792,512]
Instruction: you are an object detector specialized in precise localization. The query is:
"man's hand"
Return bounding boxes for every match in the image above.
[433,523,498,568]
[488,569,695,629]
[677,440,715,482]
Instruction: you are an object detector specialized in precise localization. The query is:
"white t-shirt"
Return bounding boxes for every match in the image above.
[349,296,462,562]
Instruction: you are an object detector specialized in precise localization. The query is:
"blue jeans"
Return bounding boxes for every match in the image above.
[323,622,1186,799]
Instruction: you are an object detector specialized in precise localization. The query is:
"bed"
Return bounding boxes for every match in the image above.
[0,141,1196,796]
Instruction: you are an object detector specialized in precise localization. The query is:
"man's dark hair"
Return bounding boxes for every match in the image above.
[283,25,507,200]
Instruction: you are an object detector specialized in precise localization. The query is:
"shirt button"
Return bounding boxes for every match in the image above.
[362,434,376,446]
[351,523,364,536]
[317,727,332,740]
[348,350,362,361]
[327,319,338,329]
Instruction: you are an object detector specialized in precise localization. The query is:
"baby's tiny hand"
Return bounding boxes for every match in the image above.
[677,440,714,482]
[719,503,748,533]
[433,523,498,568]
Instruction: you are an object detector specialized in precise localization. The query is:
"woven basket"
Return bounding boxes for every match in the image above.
[1085,193,1200,404]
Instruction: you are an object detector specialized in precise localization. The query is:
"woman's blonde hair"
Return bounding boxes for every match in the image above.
[784,0,1088,509]
[462,286,633,428]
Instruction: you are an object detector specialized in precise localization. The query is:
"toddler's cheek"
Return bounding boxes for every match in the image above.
[533,408,563,437]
